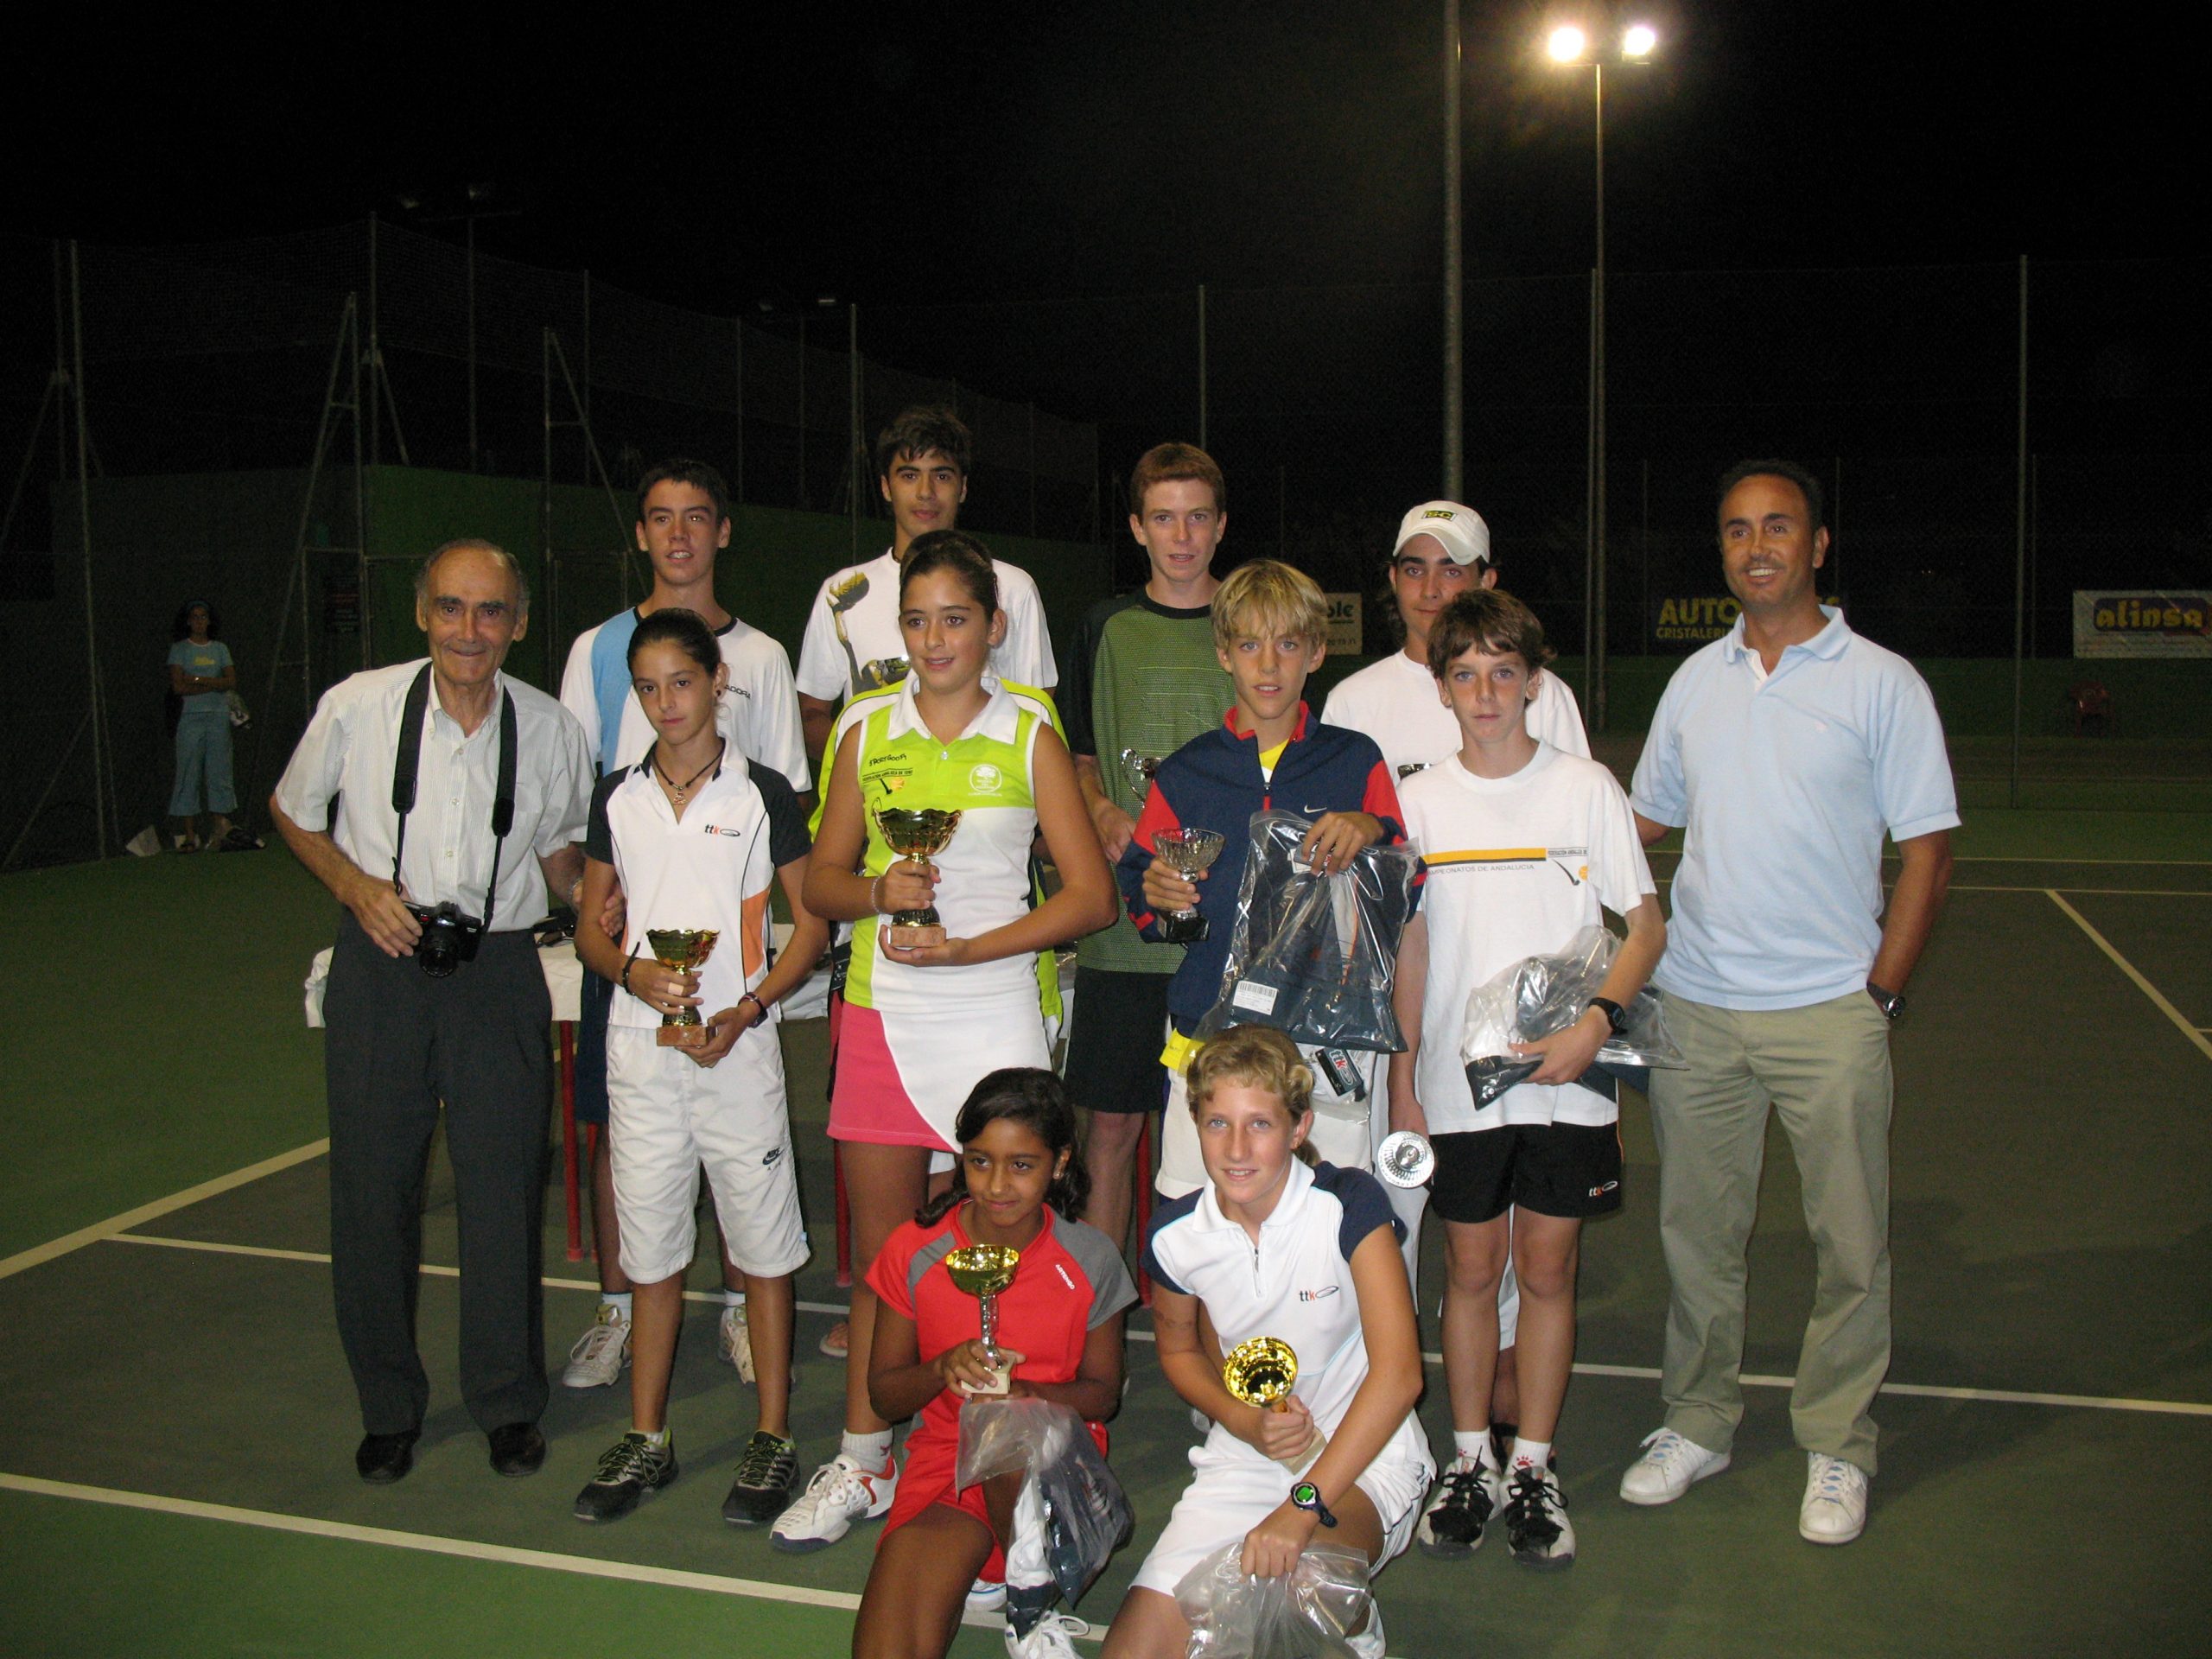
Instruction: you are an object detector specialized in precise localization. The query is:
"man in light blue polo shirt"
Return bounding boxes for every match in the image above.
[1620,460,1955,1548]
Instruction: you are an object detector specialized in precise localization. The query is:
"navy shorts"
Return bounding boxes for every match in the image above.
[1062,966,1172,1115]
[1430,1120,1624,1224]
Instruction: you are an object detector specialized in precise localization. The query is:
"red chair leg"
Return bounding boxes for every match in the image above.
[1135,1115,1154,1306]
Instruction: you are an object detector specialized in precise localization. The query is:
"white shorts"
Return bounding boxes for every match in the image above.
[1131,1432,1431,1598]
[1156,1045,1376,1200]
[605,1024,810,1285]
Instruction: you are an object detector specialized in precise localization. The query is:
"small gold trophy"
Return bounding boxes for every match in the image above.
[874,806,963,950]
[1153,826,1226,944]
[944,1243,1021,1395]
[644,928,720,1048]
[1223,1335,1326,1473]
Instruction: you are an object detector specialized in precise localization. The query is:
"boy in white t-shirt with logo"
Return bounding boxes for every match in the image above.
[1389,589,1664,1572]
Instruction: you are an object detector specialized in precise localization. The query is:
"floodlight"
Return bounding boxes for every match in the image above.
[1548,25,1587,62]
[1623,23,1658,58]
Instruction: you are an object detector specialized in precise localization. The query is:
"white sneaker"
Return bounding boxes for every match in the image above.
[718,1302,756,1383]
[965,1579,1007,1614]
[770,1452,897,1552]
[1005,1610,1089,1659]
[1416,1456,1508,1557]
[1799,1452,1869,1545]
[1345,1603,1385,1659]
[1618,1427,1730,1506]
[561,1305,631,1389]
[1503,1460,1576,1570]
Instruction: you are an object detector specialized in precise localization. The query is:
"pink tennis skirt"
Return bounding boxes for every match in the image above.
[827,1002,945,1148]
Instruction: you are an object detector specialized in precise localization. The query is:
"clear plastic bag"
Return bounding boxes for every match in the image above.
[1459,924,1687,1104]
[1172,1539,1375,1659]
[1193,811,1422,1054]
[955,1396,1133,1609]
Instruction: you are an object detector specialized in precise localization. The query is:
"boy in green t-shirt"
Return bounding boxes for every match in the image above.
[1058,442,1233,1252]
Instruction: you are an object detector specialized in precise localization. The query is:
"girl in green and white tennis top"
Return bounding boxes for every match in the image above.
[775,531,1117,1554]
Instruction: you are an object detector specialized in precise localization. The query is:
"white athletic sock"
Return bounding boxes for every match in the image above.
[723,1287,747,1307]
[634,1425,670,1446]
[841,1428,893,1470]
[1510,1437,1553,1472]
[601,1293,632,1317]
[1454,1428,1498,1467]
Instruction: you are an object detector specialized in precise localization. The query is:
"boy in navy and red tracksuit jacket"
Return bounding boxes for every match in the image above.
[1115,559,1410,1198]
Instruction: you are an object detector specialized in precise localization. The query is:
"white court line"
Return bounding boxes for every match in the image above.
[2046,890,2212,1064]
[0,1139,330,1283]
[1644,854,2212,868]
[103,1234,2212,1420]
[1649,876,2212,899]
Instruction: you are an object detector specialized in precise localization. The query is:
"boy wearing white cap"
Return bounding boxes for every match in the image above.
[1323,501,1587,782]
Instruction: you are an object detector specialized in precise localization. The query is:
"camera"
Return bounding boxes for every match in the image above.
[406,900,486,978]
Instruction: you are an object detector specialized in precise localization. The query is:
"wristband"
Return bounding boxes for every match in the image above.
[869,874,885,914]
[739,991,768,1023]
[620,957,638,997]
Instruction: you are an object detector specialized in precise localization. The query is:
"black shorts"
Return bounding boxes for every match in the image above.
[1430,1121,1624,1224]
[1062,966,1172,1115]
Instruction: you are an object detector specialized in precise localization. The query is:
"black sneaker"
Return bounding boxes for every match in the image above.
[1503,1461,1576,1570]
[722,1430,801,1526]
[1415,1459,1507,1558]
[574,1432,677,1522]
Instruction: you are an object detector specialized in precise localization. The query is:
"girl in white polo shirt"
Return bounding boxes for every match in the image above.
[776,532,1118,1555]
[571,608,827,1530]
[1103,1026,1432,1659]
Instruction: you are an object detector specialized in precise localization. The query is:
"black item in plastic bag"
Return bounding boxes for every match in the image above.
[1173,1539,1374,1659]
[955,1396,1133,1608]
[1460,925,1687,1104]
[1193,811,1421,1053]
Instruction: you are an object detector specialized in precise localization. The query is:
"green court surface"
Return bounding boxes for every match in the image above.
[3,819,2209,1659]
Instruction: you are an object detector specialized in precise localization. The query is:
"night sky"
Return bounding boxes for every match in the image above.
[9,1,2186,314]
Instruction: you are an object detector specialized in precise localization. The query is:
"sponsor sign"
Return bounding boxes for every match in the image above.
[2074,591,2211,658]
[1325,593,1363,655]
[1650,594,1739,649]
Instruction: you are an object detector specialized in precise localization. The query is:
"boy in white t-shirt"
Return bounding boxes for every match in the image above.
[1389,589,1664,1572]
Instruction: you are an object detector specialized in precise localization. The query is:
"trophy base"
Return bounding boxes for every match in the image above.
[1156,912,1210,945]
[658,1022,712,1049]
[960,1368,1010,1396]
[1274,1428,1326,1477]
[883,923,946,951]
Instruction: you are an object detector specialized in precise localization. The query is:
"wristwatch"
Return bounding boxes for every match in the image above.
[1586,996,1629,1034]
[1866,982,1906,1021]
[1289,1480,1338,1529]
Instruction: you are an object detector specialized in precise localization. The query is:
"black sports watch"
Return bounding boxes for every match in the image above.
[1866,982,1906,1021]
[1586,996,1629,1035]
[1289,1480,1338,1528]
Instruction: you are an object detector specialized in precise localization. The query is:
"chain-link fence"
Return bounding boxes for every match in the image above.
[3,237,2204,869]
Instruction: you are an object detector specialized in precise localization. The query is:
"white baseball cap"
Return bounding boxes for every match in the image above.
[1393,500,1491,566]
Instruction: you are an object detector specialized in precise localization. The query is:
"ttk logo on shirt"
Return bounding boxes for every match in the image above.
[1296,1285,1341,1303]
[702,823,745,837]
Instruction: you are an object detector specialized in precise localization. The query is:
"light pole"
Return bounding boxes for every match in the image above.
[1548,20,1654,734]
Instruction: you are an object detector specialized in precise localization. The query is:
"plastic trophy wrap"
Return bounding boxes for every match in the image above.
[1459,924,1687,1104]
[1222,1337,1325,1475]
[1192,811,1421,1054]
[944,1243,1020,1395]
[874,807,963,950]
[1173,1539,1374,1659]
[956,1397,1135,1611]
[644,929,719,1047]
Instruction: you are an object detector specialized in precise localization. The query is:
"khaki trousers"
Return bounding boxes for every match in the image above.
[1649,988,1893,1472]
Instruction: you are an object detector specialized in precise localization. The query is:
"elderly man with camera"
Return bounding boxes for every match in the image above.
[272,538,593,1485]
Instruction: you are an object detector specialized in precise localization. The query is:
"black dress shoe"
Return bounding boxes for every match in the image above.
[355,1430,419,1484]
[488,1421,546,1477]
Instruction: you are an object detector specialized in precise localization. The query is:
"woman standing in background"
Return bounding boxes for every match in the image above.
[167,600,237,851]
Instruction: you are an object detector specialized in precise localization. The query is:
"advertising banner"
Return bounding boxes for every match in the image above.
[1325,593,1363,655]
[1650,595,1739,651]
[2073,592,2211,658]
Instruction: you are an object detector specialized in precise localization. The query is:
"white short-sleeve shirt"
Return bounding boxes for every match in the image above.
[560,611,810,791]
[1322,648,1587,783]
[274,660,592,931]
[1398,747,1657,1133]
[794,548,1058,706]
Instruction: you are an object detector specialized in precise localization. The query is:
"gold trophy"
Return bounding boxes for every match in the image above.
[944,1243,1021,1395]
[874,807,963,950]
[1153,826,1226,944]
[644,928,720,1048]
[1223,1335,1326,1473]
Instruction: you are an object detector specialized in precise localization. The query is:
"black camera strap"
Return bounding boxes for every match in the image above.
[390,663,520,931]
